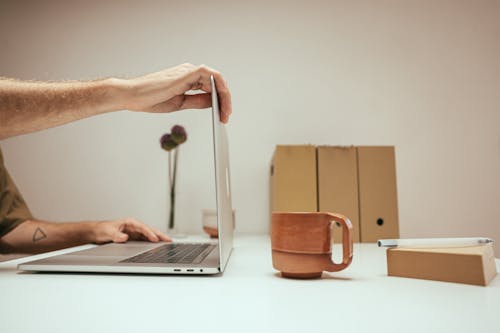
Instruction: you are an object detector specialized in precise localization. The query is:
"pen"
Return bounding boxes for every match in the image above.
[377,237,494,248]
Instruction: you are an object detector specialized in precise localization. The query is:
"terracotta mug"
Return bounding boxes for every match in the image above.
[271,212,353,279]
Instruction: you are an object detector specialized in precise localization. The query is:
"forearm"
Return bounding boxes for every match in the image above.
[0,64,233,140]
[0,78,127,140]
[0,219,97,254]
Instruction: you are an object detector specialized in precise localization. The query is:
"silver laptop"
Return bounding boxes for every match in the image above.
[19,75,234,275]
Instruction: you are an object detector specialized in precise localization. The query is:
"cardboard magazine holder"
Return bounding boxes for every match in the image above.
[270,145,317,214]
[317,146,360,243]
[270,145,399,243]
[357,146,399,242]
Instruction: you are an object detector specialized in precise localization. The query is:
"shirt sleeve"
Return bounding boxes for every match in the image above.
[0,148,33,238]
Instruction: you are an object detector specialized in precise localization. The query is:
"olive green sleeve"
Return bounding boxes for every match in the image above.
[0,148,33,238]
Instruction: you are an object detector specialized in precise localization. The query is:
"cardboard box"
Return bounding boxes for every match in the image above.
[357,146,399,242]
[270,145,317,213]
[386,244,497,286]
[317,146,360,243]
[270,145,400,243]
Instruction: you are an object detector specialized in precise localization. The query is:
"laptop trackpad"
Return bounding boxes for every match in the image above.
[66,242,162,257]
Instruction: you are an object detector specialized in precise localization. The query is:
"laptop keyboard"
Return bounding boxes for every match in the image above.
[120,243,215,265]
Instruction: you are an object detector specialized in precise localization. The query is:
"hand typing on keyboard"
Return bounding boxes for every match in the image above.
[93,218,172,244]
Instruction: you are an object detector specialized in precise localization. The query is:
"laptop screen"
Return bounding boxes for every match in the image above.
[210,75,234,271]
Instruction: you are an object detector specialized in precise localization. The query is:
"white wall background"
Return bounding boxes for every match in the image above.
[1,0,499,254]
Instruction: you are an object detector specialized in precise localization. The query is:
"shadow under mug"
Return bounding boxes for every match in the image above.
[271,212,354,279]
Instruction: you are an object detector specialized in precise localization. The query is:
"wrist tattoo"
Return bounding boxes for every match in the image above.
[32,227,47,242]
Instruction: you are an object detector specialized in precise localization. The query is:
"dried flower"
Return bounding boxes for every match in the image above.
[159,125,188,231]
[171,125,187,144]
[160,134,178,151]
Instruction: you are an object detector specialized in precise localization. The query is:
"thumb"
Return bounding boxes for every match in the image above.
[112,231,129,243]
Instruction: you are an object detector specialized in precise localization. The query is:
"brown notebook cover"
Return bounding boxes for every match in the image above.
[386,244,497,286]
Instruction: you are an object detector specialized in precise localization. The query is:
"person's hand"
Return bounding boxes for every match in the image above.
[120,63,232,123]
[92,218,171,244]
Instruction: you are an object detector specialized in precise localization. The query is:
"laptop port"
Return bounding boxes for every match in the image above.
[187,269,194,272]
[174,269,181,272]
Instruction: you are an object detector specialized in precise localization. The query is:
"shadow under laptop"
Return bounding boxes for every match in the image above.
[16,270,223,278]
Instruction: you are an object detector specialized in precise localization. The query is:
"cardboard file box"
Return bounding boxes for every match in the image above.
[270,145,399,243]
[386,244,497,286]
[317,146,360,243]
[270,145,317,213]
[357,146,399,242]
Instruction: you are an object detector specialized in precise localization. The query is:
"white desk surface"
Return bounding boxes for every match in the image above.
[1,235,499,333]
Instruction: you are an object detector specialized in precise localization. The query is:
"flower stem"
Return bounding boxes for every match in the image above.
[169,184,175,230]
[168,151,173,188]
[168,148,179,230]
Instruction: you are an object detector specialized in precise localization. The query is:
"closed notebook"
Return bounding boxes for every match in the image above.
[386,244,497,286]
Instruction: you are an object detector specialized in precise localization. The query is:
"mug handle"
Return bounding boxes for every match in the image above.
[324,212,353,272]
